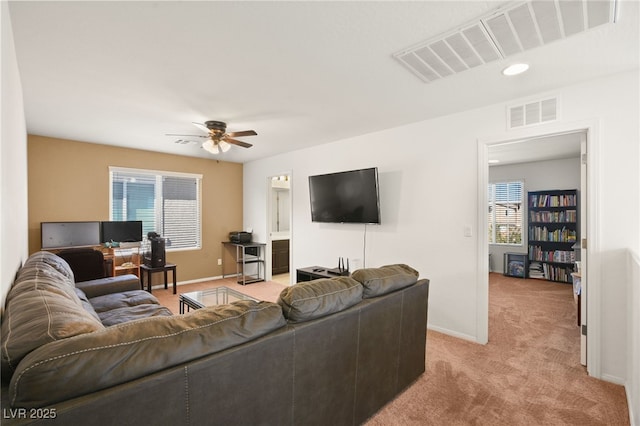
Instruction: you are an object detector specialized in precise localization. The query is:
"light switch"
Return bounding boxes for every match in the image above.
[464,225,473,237]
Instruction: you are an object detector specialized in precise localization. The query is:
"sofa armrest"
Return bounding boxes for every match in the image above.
[76,274,141,298]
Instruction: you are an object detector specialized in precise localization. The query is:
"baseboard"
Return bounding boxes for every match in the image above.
[427,324,481,344]
[147,274,226,290]
[600,373,626,386]
[625,384,636,426]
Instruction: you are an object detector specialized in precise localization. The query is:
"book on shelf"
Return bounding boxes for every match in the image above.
[528,261,545,279]
[529,210,577,223]
[528,246,576,264]
[528,193,577,208]
[528,226,577,243]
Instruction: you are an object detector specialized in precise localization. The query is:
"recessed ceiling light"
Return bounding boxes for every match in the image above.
[502,63,530,76]
[488,159,500,164]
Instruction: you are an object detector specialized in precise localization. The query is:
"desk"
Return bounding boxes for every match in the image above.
[140,263,177,294]
[222,242,266,285]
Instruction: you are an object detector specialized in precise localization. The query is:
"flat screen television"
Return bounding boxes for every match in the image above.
[41,221,102,249]
[309,167,381,224]
[101,221,143,243]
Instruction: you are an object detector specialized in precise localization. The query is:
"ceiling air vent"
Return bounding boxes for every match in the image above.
[508,97,558,129]
[394,0,617,83]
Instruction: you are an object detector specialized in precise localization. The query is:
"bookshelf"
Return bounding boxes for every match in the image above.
[527,189,578,283]
[106,247,141,278]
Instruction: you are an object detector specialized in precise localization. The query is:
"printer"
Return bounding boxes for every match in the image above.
[229,231,252,244]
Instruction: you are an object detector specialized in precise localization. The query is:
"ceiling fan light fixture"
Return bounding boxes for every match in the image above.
[202,140,219,154]
[219,141,231,152]
[502,63,530,76]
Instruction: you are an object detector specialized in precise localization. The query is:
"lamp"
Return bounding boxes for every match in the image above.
[202,140,219,154]
[202,139,231,154]
[502,63,529,76]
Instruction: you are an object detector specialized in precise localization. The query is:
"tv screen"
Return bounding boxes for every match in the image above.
[309,167,381,224]
[41,221,101,249]
[101,221,143,243]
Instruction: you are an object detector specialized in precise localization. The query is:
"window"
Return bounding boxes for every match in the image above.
[110,167,202,250]
[488,181,523,245]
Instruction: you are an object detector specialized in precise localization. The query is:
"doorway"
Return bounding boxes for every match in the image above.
[268,174,292,285]
[488,131,585,365]
[479,123,599,376]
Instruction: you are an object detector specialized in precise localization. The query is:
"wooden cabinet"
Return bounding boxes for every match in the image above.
[272,239,290,275]
[527,189,578,283]
[106,247,141,278]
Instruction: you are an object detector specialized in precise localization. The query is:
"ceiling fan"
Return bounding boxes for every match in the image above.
[167,121,257,154]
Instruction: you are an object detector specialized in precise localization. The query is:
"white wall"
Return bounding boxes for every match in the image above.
[628,250,640,426]
[489,157,581,273]
[244,69,639,388]
[1,3,29,310]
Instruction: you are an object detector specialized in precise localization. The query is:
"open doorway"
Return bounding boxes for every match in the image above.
[268,174,292,286]
[485,129,589,367]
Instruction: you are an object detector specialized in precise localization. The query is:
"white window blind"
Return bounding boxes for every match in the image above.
[488,181,523,245]
[110,167,202,250]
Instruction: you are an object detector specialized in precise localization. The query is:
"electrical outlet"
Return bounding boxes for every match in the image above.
[217,258,222,265]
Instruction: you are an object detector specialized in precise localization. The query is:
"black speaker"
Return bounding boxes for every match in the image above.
[144,237,166,267]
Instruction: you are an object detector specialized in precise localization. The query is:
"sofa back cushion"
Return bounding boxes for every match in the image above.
[9,300,286,408]
[351,264,419,298]
[1,252,104,380]
[278,276,363,323]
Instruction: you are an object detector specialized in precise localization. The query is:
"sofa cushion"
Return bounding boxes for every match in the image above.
[8,300,286,408]
[76,274,141,298]
[90,290,163,313]
[98,304,174,326]
[277,276,363,323]
[351,264,419,298]
[89,289,172,326]
[15,251,75,283]
[74,288,102,323]
[1,253,105,379]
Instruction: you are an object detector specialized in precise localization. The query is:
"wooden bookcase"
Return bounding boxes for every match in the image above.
[527,189,578,283]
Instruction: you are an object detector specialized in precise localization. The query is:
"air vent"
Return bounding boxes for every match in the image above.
[394,0,617,83]
[508,97,558,129]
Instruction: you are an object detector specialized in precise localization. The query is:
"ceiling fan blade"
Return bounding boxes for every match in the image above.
[166,133,209,138]
[192,122,210,133]
[226,130,257,138]
[223,137,253,148]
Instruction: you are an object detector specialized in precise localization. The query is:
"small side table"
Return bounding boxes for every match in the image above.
[140,263,177,294]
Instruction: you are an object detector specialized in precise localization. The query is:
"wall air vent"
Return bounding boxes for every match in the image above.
[508,97,558,129]
[394,0,617,83]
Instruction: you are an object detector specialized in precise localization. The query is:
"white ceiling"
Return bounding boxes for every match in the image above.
[8,1,639,164]
[488,131,582,165]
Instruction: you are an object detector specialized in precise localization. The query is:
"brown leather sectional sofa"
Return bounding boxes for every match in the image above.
[1,251,429,425]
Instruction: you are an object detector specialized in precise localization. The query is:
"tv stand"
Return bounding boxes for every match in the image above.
[296,266,349,283]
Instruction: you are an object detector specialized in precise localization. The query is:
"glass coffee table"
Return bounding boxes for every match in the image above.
[179,286,258,314]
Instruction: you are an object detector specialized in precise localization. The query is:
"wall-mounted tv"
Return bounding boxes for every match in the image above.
[101,221,143,243]
[309,167,381,224]
[41,221,102,249]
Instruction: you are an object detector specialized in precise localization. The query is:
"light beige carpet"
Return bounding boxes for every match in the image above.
[152,274,629,425]
[366,273,629,425]
[153,277,286,313]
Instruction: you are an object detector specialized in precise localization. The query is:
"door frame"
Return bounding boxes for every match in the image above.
[477,119,602,378]
[266,172,293,284]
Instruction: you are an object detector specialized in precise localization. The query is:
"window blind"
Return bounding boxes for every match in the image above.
[488,181,523,245]
[110,167,202,250]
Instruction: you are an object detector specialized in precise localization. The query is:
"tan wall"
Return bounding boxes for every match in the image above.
[28,135,243,282]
